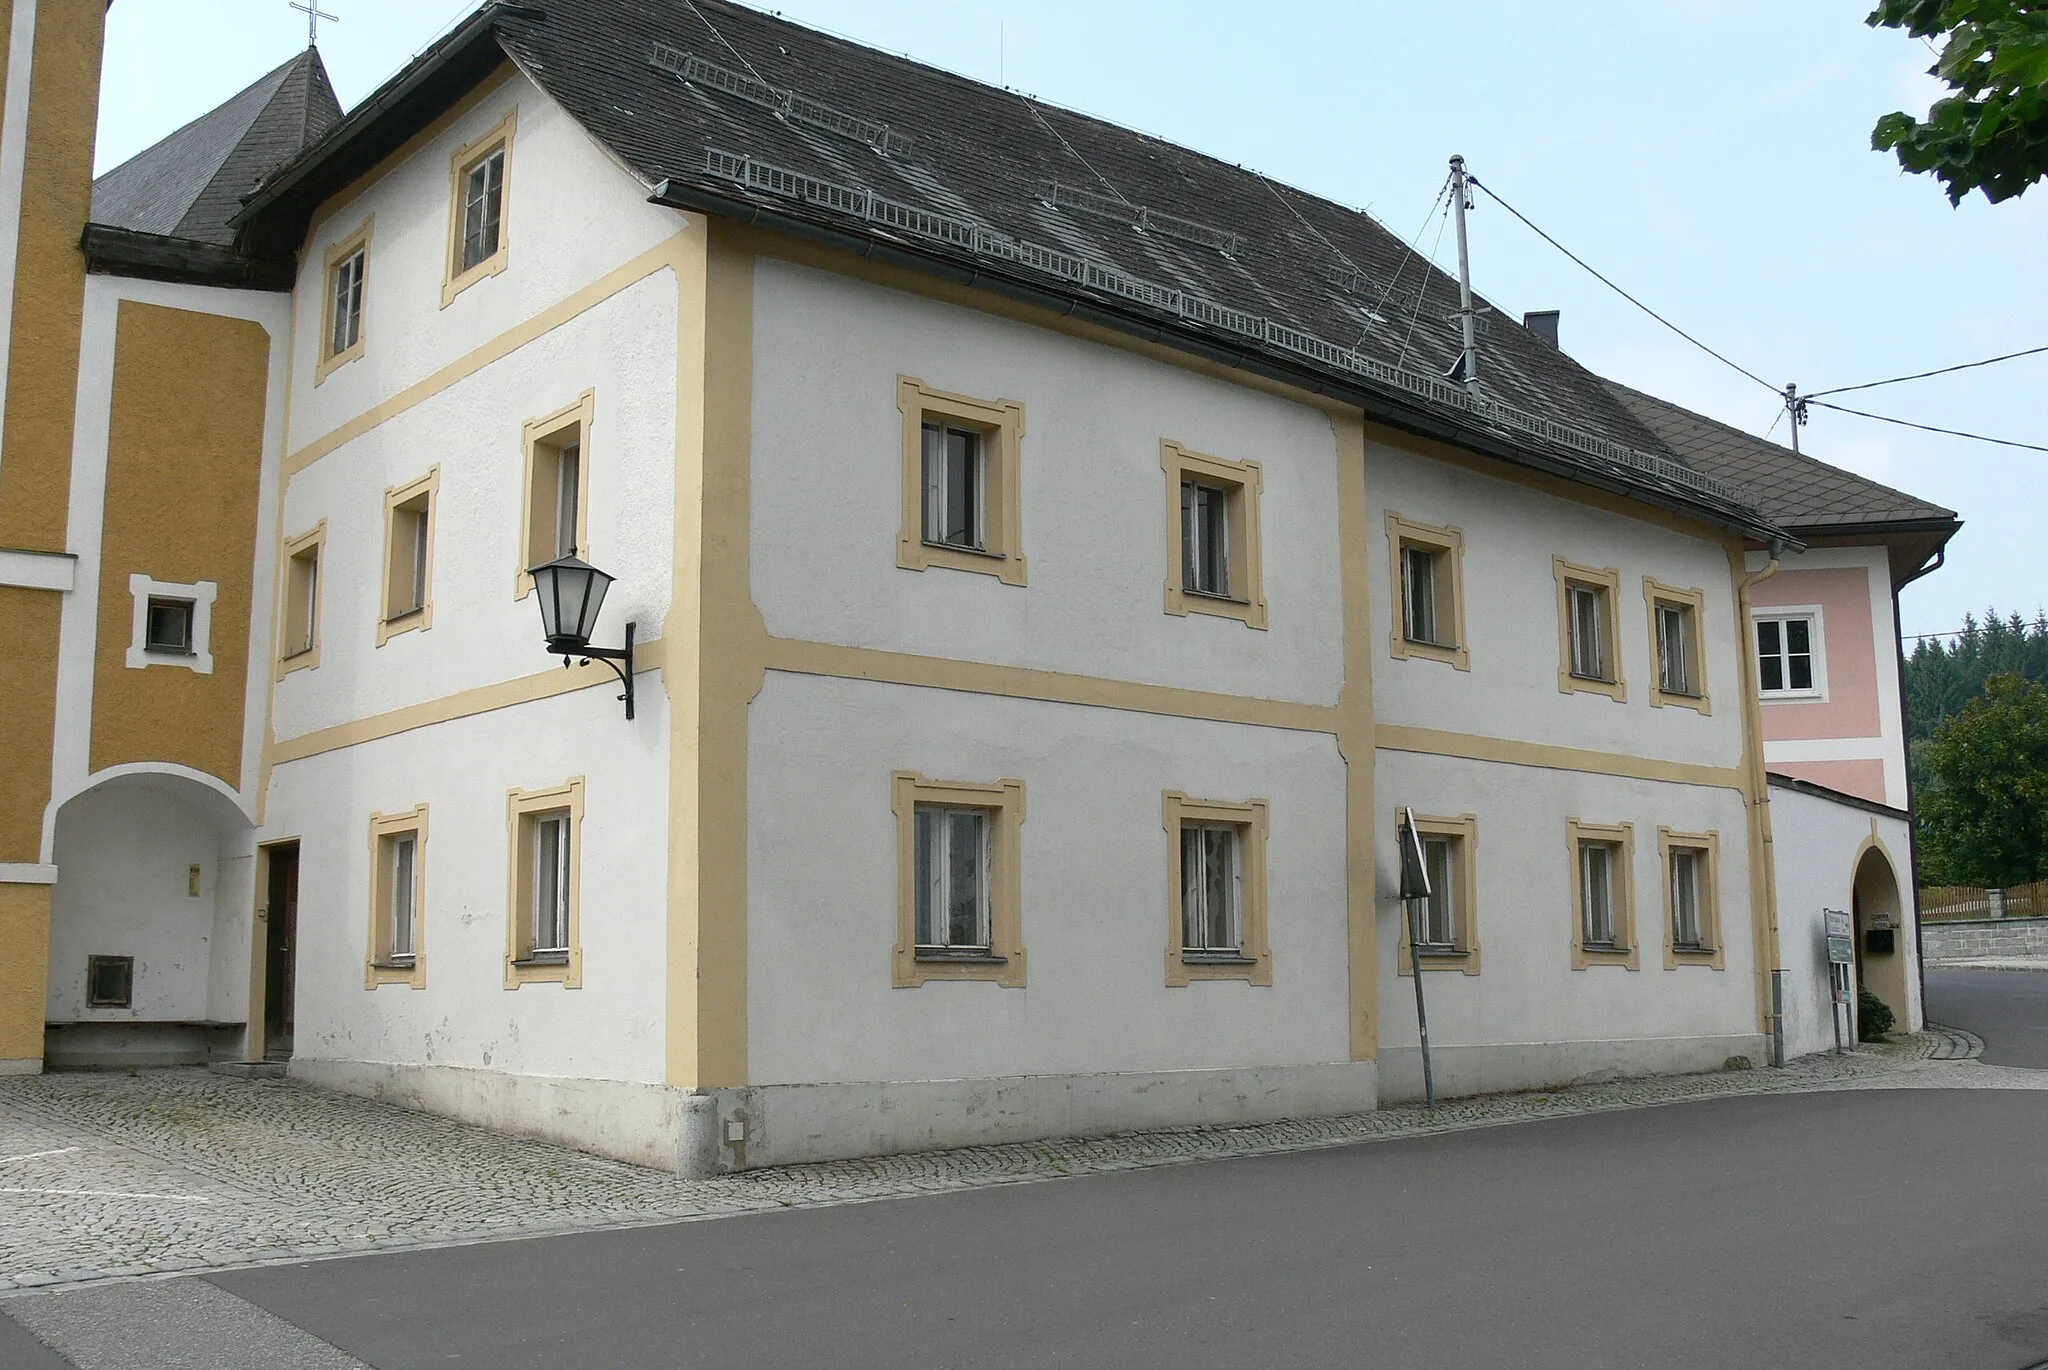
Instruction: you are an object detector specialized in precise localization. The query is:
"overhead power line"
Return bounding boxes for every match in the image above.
[1809,344,2048,399]
[1464,174,1780,395]
[1804,398,2048,454]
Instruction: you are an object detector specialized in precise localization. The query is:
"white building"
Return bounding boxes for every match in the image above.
[0,0,1955,1173]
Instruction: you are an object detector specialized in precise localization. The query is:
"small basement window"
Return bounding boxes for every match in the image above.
[87,954,133,1008]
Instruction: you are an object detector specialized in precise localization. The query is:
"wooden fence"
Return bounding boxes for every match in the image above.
[1919,881,2048,921]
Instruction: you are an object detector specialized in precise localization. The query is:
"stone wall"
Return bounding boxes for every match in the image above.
[1923,916,2048,961]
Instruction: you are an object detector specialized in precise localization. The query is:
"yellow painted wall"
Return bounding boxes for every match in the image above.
[0,883,50,1061]
[90,302,266,785]
[0,0,100,551]
[0,585,58,860]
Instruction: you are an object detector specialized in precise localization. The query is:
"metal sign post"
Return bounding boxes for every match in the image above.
[1397,808,1437,1108]
[1825,909,1853,1055]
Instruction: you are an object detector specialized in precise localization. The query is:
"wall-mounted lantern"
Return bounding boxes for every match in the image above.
[528,552,635,719]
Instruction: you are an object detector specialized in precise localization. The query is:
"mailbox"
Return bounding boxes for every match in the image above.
[1863,927,1896,956]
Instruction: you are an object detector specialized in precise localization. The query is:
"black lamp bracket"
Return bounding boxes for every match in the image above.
[553,620,635,719]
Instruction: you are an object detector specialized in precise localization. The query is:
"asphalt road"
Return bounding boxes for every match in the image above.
[1926,966,2048,1068]
[7,966,2047,1369]
[178,1091,2048,1369]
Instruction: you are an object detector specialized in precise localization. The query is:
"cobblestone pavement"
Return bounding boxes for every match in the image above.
[3,1036,2043,1294]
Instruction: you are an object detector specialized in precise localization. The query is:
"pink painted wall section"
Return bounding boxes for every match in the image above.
[1771,759,1888,806]
[1755,566,1881,741]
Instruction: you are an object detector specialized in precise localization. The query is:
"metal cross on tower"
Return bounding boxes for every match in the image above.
[290,0,338,48]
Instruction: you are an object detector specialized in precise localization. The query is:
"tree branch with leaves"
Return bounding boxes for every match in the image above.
[1868,0,2048,204]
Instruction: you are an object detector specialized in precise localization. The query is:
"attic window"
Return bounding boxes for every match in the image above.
[443,110,515,306]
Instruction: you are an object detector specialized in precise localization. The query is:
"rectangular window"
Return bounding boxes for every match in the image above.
[913,804,992,953]
[1181,479,1231,597]
[897,378,1027,585]
[1755,612,1821,696]
[1555,558,1626,701]
[1164,792,1271,985]
[506,778,583,987]
[893,773,1026,987]
[461,147,505,273]
[921,422,986,552]
[1418,835,1456,948]
[1387,514,1468,669]
[1645,580,1711,713]
[318,217,371,382]
[1569,585,1608,680]
[1399,811,1480,974]
[280,523,324,674]
[1656,603,1691,694]
[380,469,438,644]
[444,110,515,306]
[519,393,595,597]
[1661,829,1722,967]
[530,811,571,956]
[1580,840,1618,946]
[367,807,427,987]
[1568,818,1637,968]
[144,597,195,654]
[1180,822,1242,955]
[1162,440,1266,629]
[86,954,133,1008]
[329,249,364,358]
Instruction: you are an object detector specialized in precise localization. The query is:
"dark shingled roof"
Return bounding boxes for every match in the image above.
[91,48,340,245]
[1602,379,1959,532]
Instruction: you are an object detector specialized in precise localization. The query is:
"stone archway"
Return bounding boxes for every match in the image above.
[44,770,255,1067]
[1851,842,1910,1037]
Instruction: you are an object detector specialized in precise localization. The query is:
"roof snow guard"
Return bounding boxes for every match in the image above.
[699,148,1754,513]
[1045,183,1240,256]
[649,43,914,158]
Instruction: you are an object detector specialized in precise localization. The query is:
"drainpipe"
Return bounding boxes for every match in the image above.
[1738,549,1785,1064]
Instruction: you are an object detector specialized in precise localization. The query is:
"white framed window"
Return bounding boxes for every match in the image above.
[1402,545,1440,645]
[1181,478,1231,599]
[914,803,992,954]
[921,421,987,553]
[1670,847,1702,949]
[1660,828,1723,968]
[1398,810,1480,975]
[506,777,583,988]
[330,248,364,358]
[443,109,515,306]
[379,468,438,645]
[279,522,325,676]
[1569,584,1609,681]
[1180,821,1243,956]
[125,574,215,673]
[1386,514,1468,670]
[460,145,506,274]
[1568,817,1637,969]
[1417,834,1457,948]
[1656,603,1691,694]
[366,806,427,988]
[530,810,571,956]
[1755,608,1826,698]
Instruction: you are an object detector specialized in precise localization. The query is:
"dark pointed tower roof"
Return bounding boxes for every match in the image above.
[91,47,341,245]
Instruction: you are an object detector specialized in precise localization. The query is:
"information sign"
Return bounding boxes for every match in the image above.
[1824,908,1852,965]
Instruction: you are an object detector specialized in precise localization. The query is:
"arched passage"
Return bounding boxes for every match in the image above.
[1852,843,1910,1037]
[44,770,255,1067]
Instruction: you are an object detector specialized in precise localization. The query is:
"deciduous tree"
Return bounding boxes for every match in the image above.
[1918,672,2048,885]
[1867,1,2048,204]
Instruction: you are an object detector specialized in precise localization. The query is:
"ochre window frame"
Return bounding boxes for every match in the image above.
[1659,827,1724,969]
[377,466,439,646]
[277,521,325,678]
[896,376,1027,585]
[505,776,585,989]
[1163,791,1272,986]
[1567,817,1638,970]
[517,389,596,599]
[1386,511,1469,670]
[1396,810,1480,976]
[1162,439,1267,630]
[365,805,428,989]
[1554,556,1627,702]
[442,108,516,308]
[1645,577,1711,715]
[316,214,372,384]
[891,772,1027,987]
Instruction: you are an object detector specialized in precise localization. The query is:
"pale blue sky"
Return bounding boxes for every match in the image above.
[96,1,2048,639]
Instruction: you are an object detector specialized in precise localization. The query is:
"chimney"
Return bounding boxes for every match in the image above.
[1523,310,1561,348]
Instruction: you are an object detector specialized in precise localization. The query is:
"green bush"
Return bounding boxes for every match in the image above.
[1858,986,1896,1041]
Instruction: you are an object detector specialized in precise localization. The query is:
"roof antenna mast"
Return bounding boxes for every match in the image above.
[1783,382,1808,454]
[1449,155,1480,394]
[289,0,337,49]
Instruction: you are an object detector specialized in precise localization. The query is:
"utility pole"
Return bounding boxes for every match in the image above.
[1784,382,1808,454]
[1449,155,1480,394]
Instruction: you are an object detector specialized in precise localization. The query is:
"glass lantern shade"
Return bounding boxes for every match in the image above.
[529,553,613,652]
